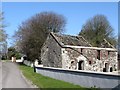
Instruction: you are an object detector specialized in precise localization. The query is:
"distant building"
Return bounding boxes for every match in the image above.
[41,32,118,72]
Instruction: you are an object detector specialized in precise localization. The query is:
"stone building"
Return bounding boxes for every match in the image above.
[41,32,118,72]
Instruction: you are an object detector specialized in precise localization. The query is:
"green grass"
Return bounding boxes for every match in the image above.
[1,60,11,62]
[19,64,98,90]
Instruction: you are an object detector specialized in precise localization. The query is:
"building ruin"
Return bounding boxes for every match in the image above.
[41,32,118,72]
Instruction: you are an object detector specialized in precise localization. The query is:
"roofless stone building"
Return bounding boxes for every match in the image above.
[41,32,118,72]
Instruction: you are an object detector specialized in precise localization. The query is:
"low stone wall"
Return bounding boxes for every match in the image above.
[36,66,120,89]
[23,60,33,67]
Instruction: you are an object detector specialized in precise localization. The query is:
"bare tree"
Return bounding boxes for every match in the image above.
[14,11,66,61]
[79,14,117,47]
[0,12,7,42]
[0,12,7,59]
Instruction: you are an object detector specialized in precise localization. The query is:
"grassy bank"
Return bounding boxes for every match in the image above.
[19,64,97,90]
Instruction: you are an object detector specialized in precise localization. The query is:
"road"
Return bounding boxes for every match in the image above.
[2,61,35,88]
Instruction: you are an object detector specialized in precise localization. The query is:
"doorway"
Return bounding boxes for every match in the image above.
[110,67,113,72]
[105,63,109,72]
[78,61,84,70]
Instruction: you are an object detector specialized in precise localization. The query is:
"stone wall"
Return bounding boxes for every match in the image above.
[41,34,62,68]
[23,60,33,67]
[36,66,120,89]
[62,47,118,72]
[41,34,118,72]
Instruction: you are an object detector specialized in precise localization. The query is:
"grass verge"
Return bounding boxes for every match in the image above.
[1,60,11,62]
[19,64,98,90]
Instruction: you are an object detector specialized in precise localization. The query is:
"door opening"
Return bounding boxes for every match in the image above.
[110,67,113,72]
[78,61,84,70]
[105,63,109,72]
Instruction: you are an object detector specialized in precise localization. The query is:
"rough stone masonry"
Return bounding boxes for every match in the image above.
[41,32,118,72]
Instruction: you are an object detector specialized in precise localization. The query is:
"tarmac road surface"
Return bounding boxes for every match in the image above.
[2,61,36,88]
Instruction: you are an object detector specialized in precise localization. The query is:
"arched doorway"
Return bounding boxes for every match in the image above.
[77,55,87,70]
[78,61,84,70]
